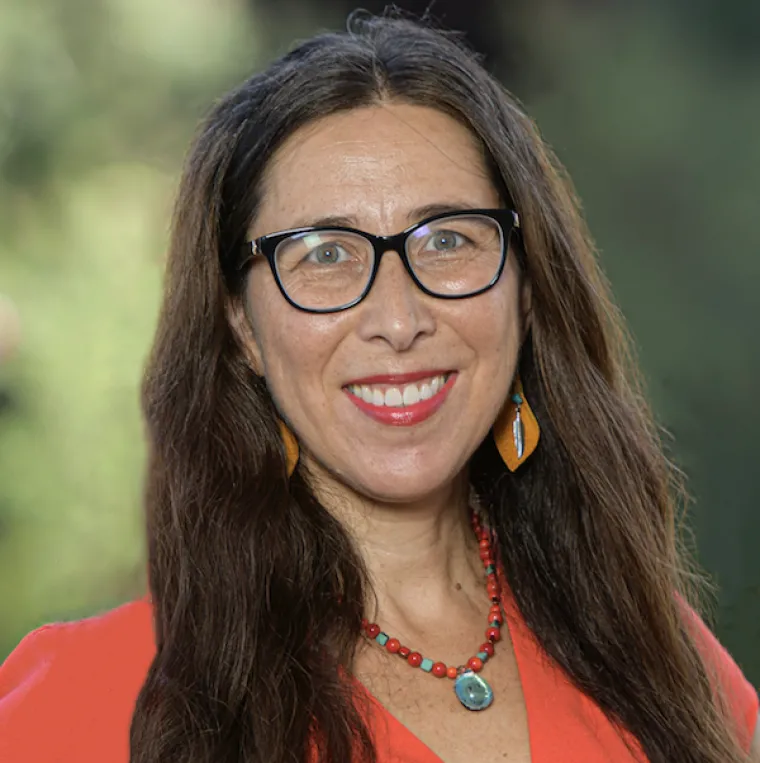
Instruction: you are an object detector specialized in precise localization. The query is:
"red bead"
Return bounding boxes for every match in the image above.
[447,666,458,679]
[366,623,380,638]
[479,548,492,561]
[432,662,447,677]
[407,652,423,668]
[482,556,494,567]
[478,538,490,550]
[486,626,501,642]
[398,646,411,658]
[488,611,503,625]
[487,581,500,598]
[386,638,400,653]
[480,642,495,657]
[467,656,484,673]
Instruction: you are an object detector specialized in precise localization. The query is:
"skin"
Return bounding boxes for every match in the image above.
[245,105,527,501]
[238,103,530,606]
[231,102,534,762]
[234,103,531,631]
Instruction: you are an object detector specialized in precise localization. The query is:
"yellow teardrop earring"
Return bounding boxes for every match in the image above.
[278,420,300,477]
[493,376,540,471]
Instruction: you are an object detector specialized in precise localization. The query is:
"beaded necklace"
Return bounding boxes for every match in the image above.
[361,509,502,711]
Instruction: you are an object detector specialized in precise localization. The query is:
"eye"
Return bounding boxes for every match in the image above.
[305,242,351,265]
[423,230,467,252]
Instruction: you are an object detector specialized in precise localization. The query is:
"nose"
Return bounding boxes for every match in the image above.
[355,250,436,352]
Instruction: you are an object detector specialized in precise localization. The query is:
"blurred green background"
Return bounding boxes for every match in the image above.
[0,0,757,686]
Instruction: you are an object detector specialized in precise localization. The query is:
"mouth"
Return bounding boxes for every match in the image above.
[342,371,457,426]
[345,371,452,407]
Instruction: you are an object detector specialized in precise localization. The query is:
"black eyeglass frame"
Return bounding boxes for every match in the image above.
[239,207,521,314]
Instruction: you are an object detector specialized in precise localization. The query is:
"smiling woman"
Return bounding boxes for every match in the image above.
[236,105,526,500]
[0,10,757,763]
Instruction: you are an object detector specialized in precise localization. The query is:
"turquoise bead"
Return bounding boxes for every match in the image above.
[511,392,523,404]
[490,619,500,628]
[485,564,496,575]
[476,651,489,662]
[375,632,389,646]
[454,670,494,711]
[420,658,434,672]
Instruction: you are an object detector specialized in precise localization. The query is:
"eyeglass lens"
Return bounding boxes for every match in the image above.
[273,214,505,311]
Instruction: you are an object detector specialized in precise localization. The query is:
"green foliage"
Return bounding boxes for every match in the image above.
[525,3,760,681]
[0,0,256,655]
[0,0,757,688]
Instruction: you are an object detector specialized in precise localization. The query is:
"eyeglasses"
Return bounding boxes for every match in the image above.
[239,208,520,314]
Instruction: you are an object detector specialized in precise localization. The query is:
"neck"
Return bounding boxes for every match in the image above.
[309,467,485,625]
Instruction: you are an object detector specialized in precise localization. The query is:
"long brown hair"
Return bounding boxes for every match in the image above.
[130,12,745,763]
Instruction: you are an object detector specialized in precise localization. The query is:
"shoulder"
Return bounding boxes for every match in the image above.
[679,601,759,754]
[0,599,156,763]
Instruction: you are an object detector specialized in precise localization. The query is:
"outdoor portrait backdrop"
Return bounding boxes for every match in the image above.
[1,0,758,686]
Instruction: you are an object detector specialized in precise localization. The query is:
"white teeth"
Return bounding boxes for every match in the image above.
[402,384,420,405]
[346,373,449,408]
[384,387,404,407]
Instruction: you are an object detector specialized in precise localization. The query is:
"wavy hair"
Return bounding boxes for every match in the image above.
[130,12,745,763]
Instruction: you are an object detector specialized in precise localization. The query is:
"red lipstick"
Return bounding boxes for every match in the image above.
[345,369,452,387]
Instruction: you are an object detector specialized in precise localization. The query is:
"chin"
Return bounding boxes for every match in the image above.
[344,462,462,505]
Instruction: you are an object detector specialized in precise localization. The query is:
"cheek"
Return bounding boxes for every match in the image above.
[471,280,523,360]
[247,274,341,398]
[247,268,298,377]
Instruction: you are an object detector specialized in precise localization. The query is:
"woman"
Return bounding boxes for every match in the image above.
[0,13,757,763]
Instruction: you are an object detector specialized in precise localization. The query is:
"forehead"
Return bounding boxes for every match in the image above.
[253,103,501,233]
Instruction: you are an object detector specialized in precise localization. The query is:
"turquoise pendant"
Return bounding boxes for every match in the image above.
[454,670,494,711]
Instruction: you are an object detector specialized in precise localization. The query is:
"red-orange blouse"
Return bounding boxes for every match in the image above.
[1,589,757,762]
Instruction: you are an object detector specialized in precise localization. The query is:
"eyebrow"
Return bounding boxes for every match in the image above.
[290,202,484,231]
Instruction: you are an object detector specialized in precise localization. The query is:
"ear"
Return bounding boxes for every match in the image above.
[227,297,264,376]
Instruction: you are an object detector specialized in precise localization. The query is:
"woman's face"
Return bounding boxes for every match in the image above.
[241,103,530,503]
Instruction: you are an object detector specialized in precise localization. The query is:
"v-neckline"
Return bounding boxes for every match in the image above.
[353,579,646,763]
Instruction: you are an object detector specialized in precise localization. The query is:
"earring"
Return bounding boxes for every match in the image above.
[493,376,540,471]
[278,420,300,477]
